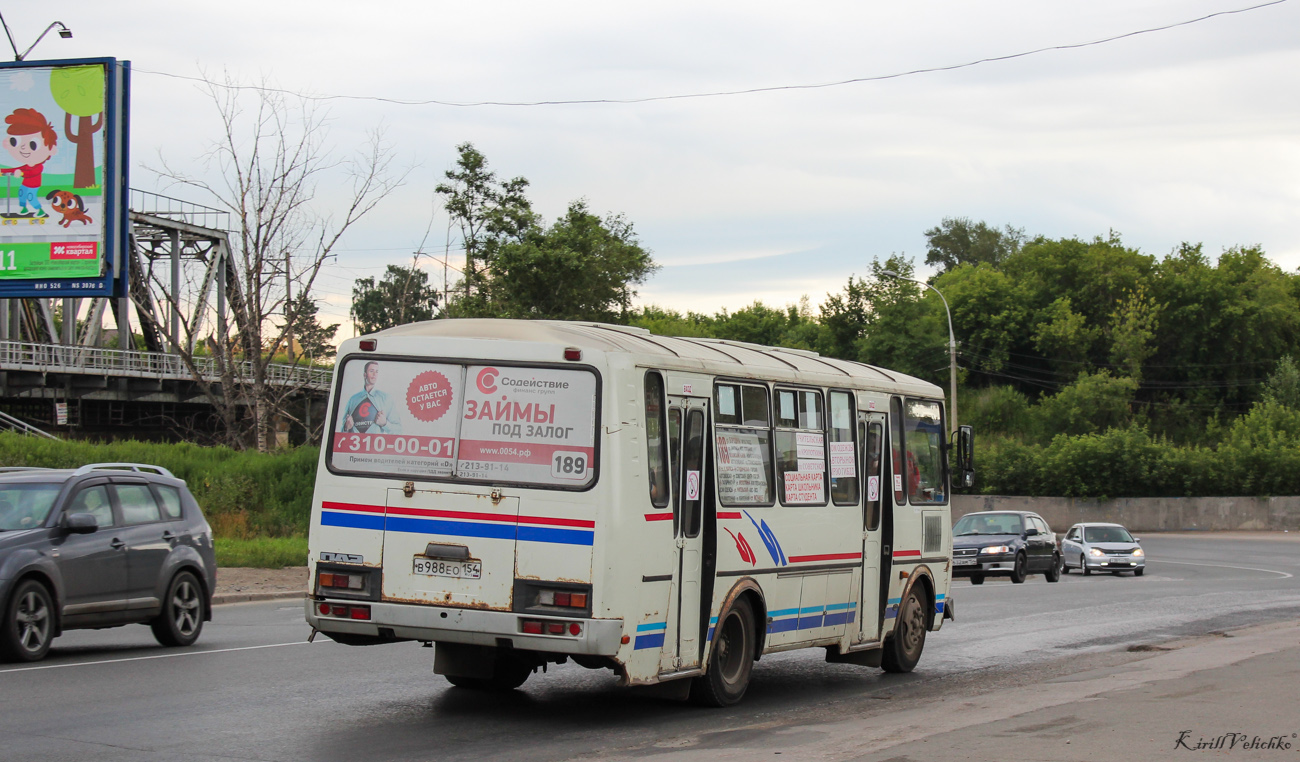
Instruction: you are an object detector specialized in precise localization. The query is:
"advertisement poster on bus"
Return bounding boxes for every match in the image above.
[0,59,127,296]
[457,365,597,486]
[329,360,598,487]
[331,359,464,478]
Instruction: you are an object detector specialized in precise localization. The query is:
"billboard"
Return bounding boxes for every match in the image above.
[0,58,129,297]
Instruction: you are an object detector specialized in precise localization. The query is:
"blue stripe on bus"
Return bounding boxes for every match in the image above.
[935,603,945,614]
[320,511,594,546]
[797,614,823,629]
[886,597,902,605]
[634,633,665,650]
[636,622,667,632]
[517,525,595,546]
[936,593,945,600]
[823,611,856,626]
[768,607,800,618]
[321,510,385,531]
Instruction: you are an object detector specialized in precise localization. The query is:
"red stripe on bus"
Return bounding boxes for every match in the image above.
[892,549,922,558]
[323,502,594,528]
[322,501,384,514]
[644,513,673,522]
[717,512,742,519]
[787,552,862,563]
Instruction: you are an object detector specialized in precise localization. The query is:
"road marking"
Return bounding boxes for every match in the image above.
[0,640,313,674]
[1156,559,1293,579]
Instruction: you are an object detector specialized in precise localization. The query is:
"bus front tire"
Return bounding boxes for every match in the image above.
[881,587,927,673]
[690,597,755,707]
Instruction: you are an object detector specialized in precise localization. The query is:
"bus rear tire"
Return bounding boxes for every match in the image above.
[690,597,755,707]
[881,587,927,674]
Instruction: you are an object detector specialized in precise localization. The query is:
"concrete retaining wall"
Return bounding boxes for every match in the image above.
[952,495,1300,532]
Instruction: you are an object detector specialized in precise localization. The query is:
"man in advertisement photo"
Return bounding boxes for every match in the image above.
[341,361,402,434]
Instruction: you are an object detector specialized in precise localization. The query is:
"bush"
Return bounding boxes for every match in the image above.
[0,434,318,538]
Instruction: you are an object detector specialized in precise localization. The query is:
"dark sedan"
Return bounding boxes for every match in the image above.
[0,463,216,662]
[951,510,1061,585]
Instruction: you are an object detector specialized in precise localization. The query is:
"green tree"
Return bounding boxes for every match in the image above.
[453,201,656,322]
[351,264,440,334]
[286,294,339,361]
[48,65,104,188]
[435,143,534,300]
[924,217,1024,275]
[1033,371,1138,439]
[1261,356,1300,408]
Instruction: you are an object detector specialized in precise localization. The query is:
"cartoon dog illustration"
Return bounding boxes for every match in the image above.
[44,190,93,228]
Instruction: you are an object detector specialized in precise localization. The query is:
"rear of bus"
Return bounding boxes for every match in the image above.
[305,328,623,685]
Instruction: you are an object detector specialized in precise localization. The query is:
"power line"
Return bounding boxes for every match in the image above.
[132,0,1289,108]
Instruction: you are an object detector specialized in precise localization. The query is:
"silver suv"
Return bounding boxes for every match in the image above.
[0,464,216,661]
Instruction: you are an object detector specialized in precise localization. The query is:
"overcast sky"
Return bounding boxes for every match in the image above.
[6,0,1298,335]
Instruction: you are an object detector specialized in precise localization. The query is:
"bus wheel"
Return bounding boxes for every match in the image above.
[690,597,755,707]
[881,587,927,673]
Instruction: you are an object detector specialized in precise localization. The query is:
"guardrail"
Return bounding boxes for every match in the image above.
[0,341,331,391]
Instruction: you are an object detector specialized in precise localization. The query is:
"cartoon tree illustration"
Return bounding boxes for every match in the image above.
[49,65,104,189]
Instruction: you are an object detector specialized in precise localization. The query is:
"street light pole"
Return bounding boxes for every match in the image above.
[0,14,73,62]
[881,270,958,438]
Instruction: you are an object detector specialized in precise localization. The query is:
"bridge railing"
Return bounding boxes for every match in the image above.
[0,341,331,391]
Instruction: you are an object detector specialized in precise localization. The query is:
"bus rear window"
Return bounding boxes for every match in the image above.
[329,359,598,488]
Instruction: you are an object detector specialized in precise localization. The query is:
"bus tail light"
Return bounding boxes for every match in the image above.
[520,618,583,637]
[318,603,371,620]
[319,572,365,591]
[536,589,588,609]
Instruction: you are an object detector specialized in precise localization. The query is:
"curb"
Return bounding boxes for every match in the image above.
[212,591,305,606]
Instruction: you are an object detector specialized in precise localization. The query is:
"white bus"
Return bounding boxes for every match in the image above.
[306,319,972,705]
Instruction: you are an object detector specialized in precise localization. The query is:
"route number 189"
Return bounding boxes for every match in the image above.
[551,451,588,480]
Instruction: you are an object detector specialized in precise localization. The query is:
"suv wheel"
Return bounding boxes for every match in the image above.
[1,579,54,662]
[151,571,205,647]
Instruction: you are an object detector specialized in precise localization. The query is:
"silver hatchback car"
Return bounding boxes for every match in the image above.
[1061,522,1146,576]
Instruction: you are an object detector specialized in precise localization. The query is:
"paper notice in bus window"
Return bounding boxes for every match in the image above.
[867,475,880,502]
[685,470,700,500]
[330,359,464,478]
[797,458,823,473]
[895,474,904,493]
[795,431,824,460]
[829,442,856,478]
[783,471,824,504]
[456,366,598,486]
[715,432,769,504]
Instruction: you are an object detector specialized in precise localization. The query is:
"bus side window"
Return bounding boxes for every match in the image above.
[669,408,682,511]
[829,390,858,505]
[645,372,669,507]
[865,421,883,530]
[682,409,705,538]
[890,397,907,505]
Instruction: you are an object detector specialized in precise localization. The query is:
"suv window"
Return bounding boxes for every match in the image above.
[114,484,162,525]
[68,485,113,527]
[155,484,184,520]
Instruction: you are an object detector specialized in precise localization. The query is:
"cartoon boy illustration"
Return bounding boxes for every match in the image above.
[0,108,58,218]
[340,361,401,434]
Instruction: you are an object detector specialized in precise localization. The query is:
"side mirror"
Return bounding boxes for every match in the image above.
[61,512,99,534]
[951,425,975,488]
[1134,537,1141,544]
[1024,527,1039,537]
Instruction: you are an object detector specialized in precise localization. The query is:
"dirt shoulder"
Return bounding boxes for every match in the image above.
[214,566,307,604]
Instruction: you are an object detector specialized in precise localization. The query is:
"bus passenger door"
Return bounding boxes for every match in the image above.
[665,396,708,672]
[857,413,887,644]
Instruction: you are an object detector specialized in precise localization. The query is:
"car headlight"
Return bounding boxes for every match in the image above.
[1132,548,1144,557]
[980,545,1011,555]
[1089,548,1106,557]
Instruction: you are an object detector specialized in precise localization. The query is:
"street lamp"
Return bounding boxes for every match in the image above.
[881,270,958,438]
[0,14,73,62]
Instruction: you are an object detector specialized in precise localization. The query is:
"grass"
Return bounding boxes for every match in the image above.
[215,536,309,569]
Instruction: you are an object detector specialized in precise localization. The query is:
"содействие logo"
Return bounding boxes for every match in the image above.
[476,367,499,394]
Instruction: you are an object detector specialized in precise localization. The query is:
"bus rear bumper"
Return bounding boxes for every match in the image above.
[306,598,624,656]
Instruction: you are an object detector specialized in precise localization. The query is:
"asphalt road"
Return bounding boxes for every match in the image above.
[2,534,1297,762]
